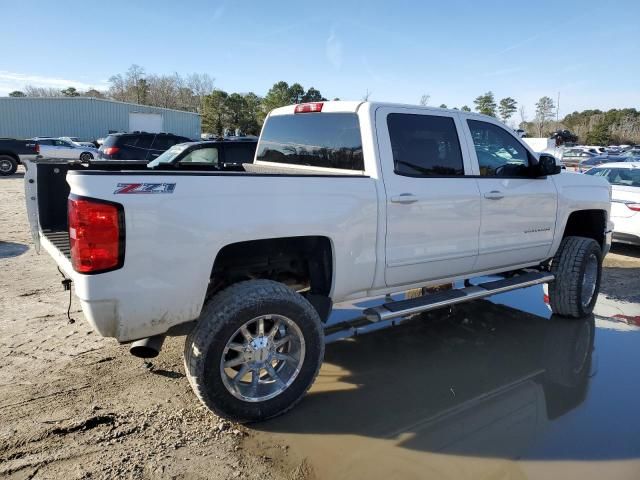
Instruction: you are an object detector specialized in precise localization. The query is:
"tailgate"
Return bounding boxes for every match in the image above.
[22,158,40,252]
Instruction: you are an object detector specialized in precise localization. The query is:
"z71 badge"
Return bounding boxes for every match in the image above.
[114,183,176,194]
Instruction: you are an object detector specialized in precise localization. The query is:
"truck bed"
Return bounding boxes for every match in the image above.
[42,228,70,259]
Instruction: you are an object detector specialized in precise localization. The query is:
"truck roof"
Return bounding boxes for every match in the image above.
[269,100,497,120]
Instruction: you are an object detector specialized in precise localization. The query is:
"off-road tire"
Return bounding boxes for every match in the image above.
[184,279,324,423]
[548,236,602,318]
[0,155,18,176]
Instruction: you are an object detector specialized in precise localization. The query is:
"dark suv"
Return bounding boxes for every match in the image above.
[98,132,192,161]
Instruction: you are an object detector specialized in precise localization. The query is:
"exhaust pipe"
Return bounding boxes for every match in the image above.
[129,335,165,358]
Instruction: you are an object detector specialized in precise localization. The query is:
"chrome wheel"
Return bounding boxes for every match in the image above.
[220,314,305,402]
[581,253,598,307]
[0,158,13,173]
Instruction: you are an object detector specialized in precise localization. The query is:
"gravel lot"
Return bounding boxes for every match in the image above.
[1,167,639,479]
[0,169,298,480]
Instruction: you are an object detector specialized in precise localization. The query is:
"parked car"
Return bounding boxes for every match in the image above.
[585,162,640,245]
[33,137,98,161]
[561,148,599,170]
[0,138,38,175]
[59,137,97,148]
[148,139,258,171]
[98,132,192,161]
[25,101,612,422]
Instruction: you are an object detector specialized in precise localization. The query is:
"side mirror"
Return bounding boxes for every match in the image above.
[536,154,562,176]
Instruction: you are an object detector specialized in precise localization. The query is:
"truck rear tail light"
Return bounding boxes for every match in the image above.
[68,196,125,274]
[35,143,40,154]
[626,203,640,212]
[294,102,324,113]
[103,146,120,156]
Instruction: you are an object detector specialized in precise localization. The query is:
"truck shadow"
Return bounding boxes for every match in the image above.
[257,299,638,462]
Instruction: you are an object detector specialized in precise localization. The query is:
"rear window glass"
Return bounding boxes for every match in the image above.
[256,113,364,170]
[387,113,464,176]
[224,142,257,165]
[151,135,181,151]
[102,135,120,147]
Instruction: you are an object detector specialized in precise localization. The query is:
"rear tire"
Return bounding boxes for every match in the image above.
[548,236,602,317]
[0,155,18,176]
[80,152,93,161]
[184,280,324,423]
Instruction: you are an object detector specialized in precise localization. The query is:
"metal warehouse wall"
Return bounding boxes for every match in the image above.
[0,97,201,140]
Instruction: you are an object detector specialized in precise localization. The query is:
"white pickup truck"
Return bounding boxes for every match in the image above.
[24,101,613,422]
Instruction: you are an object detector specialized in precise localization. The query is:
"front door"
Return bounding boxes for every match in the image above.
[463,119,558,271]
[376,107,481,288]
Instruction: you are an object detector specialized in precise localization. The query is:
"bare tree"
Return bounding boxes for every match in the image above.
[519,105,527,125]
[362,89,372,101]
[535,96,556,137]
[419,94,430,106]
[24,85,62,97]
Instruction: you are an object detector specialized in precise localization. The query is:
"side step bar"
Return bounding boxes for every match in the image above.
[363,271,554,322]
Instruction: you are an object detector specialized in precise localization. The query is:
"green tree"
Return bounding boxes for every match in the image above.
[202,89,229,135]
[585,122,611,145]
[8,90,26,97]
[498,97,517,123]
[83,88,105,98]
[302,87,326,102]
[61,86,80,97]
[473,92,497,117]
[439,104,447,109]
[461,105,471,112]
[535,96,556,136]
[262,81,293,113]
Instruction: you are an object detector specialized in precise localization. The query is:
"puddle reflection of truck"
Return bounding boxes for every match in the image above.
[25,101,612,421]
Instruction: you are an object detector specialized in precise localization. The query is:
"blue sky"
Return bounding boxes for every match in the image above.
[1,0,639,119]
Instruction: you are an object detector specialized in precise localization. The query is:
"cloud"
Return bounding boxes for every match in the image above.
[0,70,109,95]
[326,31,343,70]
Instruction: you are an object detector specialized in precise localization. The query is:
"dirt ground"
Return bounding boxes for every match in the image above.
[1,167,639,479]
[0,169,298,480]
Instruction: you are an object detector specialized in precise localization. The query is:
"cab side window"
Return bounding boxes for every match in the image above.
[467,120,530,177]
[387,113,464,176]
[179,147,219,165]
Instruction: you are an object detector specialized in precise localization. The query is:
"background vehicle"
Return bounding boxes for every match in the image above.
[25,101,612,422]
[0,138,38,175]
[148,139,258,171]
[586,162,640,245]
[34,137,98,161]
[59,136,97,148]
[98,132,192,161]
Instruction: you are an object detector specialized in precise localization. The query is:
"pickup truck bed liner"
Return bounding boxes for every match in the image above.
[42,229,71,259]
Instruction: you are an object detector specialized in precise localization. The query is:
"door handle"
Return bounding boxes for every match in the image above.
[390,193,419,204]
[484,190,504,200]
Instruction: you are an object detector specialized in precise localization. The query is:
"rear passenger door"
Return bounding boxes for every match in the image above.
[376,107,481,287]
[462,118,558,271]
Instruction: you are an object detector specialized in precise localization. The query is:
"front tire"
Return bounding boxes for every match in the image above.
[0,155,18,176]
[184,280,324,423]
[548,236,602,317]
[80,152,93,161]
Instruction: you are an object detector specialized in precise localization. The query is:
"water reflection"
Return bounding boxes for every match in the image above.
[253,287,640,478]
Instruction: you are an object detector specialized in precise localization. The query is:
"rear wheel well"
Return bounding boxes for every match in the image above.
[0,152,19,163]
[563,210,606,248]
[209,236,333,320]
